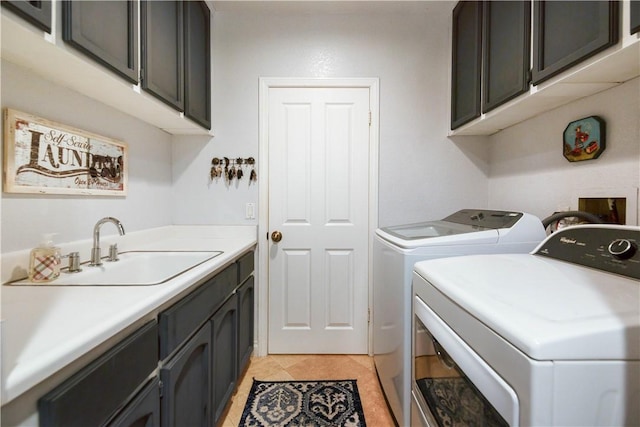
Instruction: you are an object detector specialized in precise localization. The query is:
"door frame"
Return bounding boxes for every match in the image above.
[257,77,380,357]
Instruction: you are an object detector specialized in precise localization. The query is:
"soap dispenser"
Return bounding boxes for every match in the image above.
[29,234,61,283]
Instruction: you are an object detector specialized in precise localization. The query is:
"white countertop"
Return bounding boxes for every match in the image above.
[1,225,257,406]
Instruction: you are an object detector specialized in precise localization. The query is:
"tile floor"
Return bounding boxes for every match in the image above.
[219,354,396,426]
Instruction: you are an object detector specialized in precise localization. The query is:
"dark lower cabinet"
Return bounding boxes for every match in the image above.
[211,294,239,425]
[237,276,255,377]
[108,378,160,427]
[160,323,212,427]
[2,0,51,32]
[36,250,255,427]
[158,264,238,360]
[63,0,139,84]
[532,1,620,84]
[38,321,158,427]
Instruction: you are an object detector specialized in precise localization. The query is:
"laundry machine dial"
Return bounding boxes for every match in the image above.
[608,239,638,260]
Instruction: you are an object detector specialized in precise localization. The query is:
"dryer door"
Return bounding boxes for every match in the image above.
[413,294,518,426]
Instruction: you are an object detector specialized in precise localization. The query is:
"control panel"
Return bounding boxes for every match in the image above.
[443,209,524,229]
[535,225,640,280]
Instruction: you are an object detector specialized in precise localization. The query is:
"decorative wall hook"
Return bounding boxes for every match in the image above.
[210,156,257,184]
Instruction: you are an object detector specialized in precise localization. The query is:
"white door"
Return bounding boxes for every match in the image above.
[267,86,370,354]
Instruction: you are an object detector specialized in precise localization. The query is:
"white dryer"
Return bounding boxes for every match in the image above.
[373,209,546,427]
[411,224,640,426]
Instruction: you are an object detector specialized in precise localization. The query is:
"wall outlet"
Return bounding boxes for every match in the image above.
[245,203,255,220]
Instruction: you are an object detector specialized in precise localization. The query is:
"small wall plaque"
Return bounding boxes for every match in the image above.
[563,115,606,162]
[3,109,128,196]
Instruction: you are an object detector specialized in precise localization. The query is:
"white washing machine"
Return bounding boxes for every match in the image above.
[373,209,546,427]
[411,224,640,426]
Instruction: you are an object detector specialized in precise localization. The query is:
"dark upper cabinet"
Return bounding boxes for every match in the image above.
[2,0,52,33]
[451,1,483,130]
[63,1,139,84]
[532,1,620,85]
[632,0,640,34]
[482,1,531,113]
[184,1,211,130]
[141,0,185,111]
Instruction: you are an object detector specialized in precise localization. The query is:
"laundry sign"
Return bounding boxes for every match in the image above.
[3,109,127,196]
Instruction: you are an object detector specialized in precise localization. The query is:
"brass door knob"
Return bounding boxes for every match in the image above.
[271,231,283,243]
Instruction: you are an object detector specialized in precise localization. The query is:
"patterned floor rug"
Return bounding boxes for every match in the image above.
[239,379,367,426]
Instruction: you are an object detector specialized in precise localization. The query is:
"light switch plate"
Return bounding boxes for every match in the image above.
[245,203,255,219]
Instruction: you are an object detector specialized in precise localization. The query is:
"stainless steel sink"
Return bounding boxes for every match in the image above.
[11,250,223,286]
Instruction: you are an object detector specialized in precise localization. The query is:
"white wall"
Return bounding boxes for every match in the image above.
[0,60,174,253]
[5,2,637,255]
[488,77,640,224]
[170,2,491,228]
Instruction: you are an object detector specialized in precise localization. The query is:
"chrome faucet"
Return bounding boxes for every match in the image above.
[90,217,125,266]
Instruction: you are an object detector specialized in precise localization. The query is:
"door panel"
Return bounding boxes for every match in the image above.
[325,249,355,327]
[268,87,369,354]
[282,249,312,328]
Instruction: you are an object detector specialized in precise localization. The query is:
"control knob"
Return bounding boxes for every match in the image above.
[608,239,638,260]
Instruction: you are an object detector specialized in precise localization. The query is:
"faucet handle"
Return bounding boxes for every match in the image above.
[63,252,82,273]
[107,244,119,262]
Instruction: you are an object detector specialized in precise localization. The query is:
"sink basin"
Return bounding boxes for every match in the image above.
[11,251,223,286]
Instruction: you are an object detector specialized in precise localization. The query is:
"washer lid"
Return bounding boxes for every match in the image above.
[381,210,525,240]
[377,209,525,249]
[376,221,500,249]
[414,253,640,361]
[380,219,488,240]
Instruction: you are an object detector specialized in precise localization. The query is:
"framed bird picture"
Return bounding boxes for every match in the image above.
[563,116,606,162]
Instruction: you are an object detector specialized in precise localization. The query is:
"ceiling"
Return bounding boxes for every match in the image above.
[210,0,455,15]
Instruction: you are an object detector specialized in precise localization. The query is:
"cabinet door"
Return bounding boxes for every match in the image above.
[184,1,211,130]
[451,1,483,130]
[108,377,160,427]
[159,264,238,360]
[237,250,255,285]
[211,294,238,425]
[63,1,139,84]
[160,323,211,427]
[39,321,158,427]
[1,0,51,33]
[632,0,640,35]
[141,0,184,111]
[237,276,255,377]
[482,1,531,112]
[532,1,619,85]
